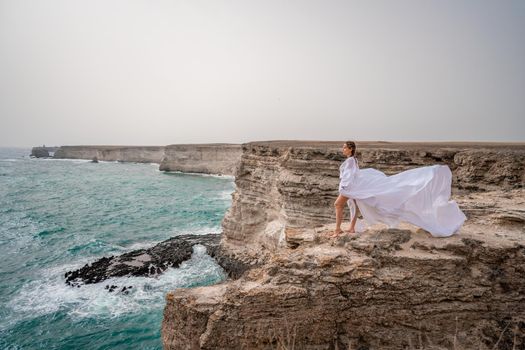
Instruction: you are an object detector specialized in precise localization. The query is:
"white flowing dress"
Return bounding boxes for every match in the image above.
[339,157,466,237]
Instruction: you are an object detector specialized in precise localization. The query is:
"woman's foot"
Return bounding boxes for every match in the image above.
[347,228,355,234]
[330,228,344,237]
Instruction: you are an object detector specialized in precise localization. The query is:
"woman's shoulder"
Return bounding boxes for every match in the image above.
[340,156,356,168]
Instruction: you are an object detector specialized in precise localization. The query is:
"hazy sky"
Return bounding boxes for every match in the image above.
[1,0,524,147]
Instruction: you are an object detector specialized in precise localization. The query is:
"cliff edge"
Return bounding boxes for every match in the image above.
[162,141,524,349]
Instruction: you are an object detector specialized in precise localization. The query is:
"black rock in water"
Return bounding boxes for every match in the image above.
[65,234,222,286]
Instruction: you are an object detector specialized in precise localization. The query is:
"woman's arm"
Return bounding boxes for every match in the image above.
[339,157,357,191]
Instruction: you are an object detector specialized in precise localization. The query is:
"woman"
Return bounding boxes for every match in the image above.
[333,141,466,237]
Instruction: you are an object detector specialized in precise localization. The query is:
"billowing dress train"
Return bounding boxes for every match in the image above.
[339,157,466,237]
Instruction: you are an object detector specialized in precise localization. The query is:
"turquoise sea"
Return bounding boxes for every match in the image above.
[0,148,235,349]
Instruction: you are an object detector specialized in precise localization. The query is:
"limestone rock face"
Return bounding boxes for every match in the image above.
[453,149,525,191]
[159,144,242,176]
[163,227,525,349]
[221,142,524,263]
[52,144,242,176]
[54,145,165,163]
[162,141,525,349]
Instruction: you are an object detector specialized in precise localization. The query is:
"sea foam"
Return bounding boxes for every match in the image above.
[6,245,225,329]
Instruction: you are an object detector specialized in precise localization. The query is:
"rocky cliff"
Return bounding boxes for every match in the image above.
[30,146,59,158]
[162,141,525,349]
[159,144,242,176]
[51,144,242,175]
[53,145,166,163]
[221,141,524,263]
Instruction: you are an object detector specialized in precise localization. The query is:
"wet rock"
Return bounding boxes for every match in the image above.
[65,234,224,286]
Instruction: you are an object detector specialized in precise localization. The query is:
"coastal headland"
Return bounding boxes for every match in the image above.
[30,146,59,158]
[159,141,524,349]
[53,145,166,164]
[44,141,524,349]
[41,144,242,176]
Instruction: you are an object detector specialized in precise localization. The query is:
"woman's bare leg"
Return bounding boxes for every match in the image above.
[348,200,360,233]
[333,195,349,235]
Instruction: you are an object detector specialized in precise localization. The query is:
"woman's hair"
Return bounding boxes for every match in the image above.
[345,141,356,156]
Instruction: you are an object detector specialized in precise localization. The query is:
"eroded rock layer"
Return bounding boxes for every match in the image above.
[163,141,525,350]
[163,227,525,349]
[159,144,242,176]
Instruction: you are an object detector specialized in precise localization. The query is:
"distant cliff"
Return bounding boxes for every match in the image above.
[30,146,59,158]
[50,144,242,175]
[53,146,165,163]
[159,144,242,176]
[162,141,525,350]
